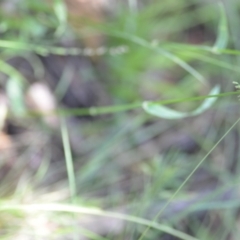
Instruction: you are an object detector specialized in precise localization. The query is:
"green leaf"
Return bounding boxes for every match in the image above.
[213,3,228,52]
[142,85,220,119]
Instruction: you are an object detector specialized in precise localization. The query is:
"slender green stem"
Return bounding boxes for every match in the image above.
[60,117,76,203]
[0,40,84,56]
[25,91,239,118]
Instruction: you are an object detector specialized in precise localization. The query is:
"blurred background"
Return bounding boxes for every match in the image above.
[1,0,240,239]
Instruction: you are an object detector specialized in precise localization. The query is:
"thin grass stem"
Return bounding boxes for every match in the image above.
[60,117,77,203]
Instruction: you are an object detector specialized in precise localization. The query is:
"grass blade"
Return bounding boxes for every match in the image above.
[60,117,76,202]
[213,3,229,52]
[0,203,199,240]
[142,85,220,119]
[105,31,207,84]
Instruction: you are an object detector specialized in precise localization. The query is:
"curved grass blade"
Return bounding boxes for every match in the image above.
[164,46,240,73]
[105,31,206,84]
[142,85,220,119]
[0,59,27,116]
[25,90,236,118]
[0,59,27,84]
[0,203,199,240]
[213,3,228,52]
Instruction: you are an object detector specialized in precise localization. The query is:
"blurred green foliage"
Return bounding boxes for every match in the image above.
[0,0,240,240]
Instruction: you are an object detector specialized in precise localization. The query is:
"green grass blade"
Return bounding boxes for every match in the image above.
[24,90,238,118]
[104,31,206,84]
[60,117,76,202]
[0,40,128,57]
[213,3,229,52]
[0,203,199,240]
[0,59,27,84]
[142,85,220,119]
